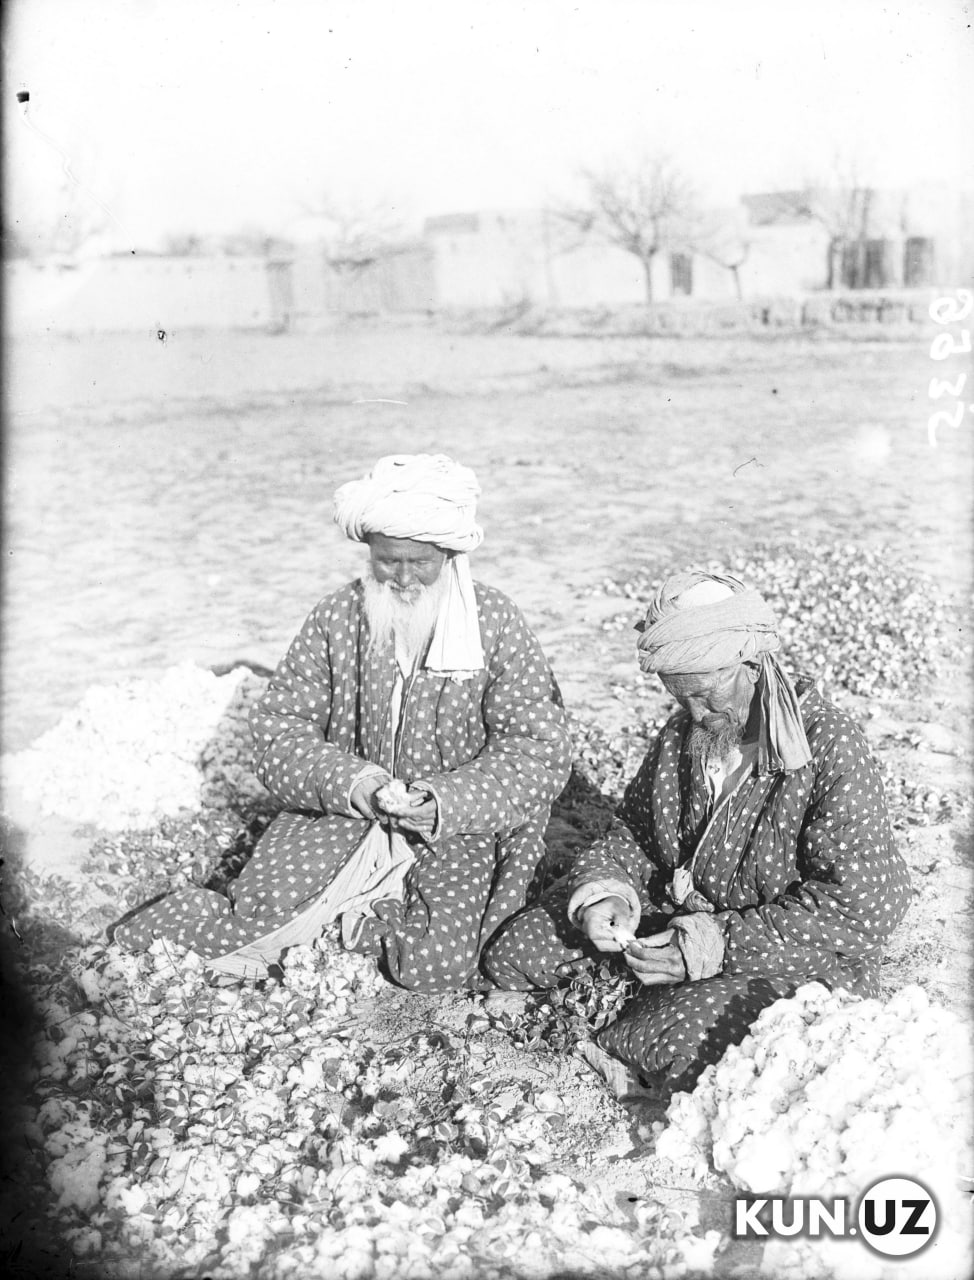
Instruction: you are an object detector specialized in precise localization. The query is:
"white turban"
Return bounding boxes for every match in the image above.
[333,454,484,552]
[334,454,486,676]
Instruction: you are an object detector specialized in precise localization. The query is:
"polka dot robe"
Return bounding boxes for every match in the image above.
[115,580,571,990]
[483,680,912,1092]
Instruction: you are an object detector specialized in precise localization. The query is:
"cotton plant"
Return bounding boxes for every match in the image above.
[18,931,718,1279]
[594,540,964,706]
[22,936,382,1274]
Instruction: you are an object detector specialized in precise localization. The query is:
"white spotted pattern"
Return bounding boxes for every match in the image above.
[116,580,571,992]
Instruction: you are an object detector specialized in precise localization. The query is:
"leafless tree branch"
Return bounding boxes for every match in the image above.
[298,197,405,274]
[550,154,700,302]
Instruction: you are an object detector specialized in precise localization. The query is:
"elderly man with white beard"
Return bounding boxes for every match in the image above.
[115,454,571,990]
[483,571,911,1095]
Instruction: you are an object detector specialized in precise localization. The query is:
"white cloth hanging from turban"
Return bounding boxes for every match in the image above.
[333,453,486,676]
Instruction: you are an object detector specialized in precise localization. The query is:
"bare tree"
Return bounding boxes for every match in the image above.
[554,154,699,303]
[298,197,404,275]
[764,155,876,289]
[692,207,752,299]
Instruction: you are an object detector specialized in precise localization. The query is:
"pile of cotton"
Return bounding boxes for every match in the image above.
[657,983,973,1279]
[18,935,719,1280]
[2,664,251,830]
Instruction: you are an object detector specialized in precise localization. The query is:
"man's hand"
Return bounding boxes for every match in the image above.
[623,930,687,986]
[374,782,438,841]
[581,896,640,952]
[389,794,437,840]
[350,774,392,821]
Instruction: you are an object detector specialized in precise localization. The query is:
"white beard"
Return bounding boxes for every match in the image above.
[688,719,745,769]
[362,570,449,666]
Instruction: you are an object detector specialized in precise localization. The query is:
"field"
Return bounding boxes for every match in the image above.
[5,321,972,748]
[1,319,972,1277]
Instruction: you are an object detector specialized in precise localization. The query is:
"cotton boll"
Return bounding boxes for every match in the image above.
[36,1098,74,1132]
[727,1128,797,1192]
[64,1227,102,1257]
[453,1200,485,1230]
[49,1143,109,1213]
[790,981,836,1012]
[373,1252,405,1280]
[678,1229,721,1274]
[337,1240,376,1278]
[714,1050,759,1097]
[44,1116,99,1159]
[887,986,930,1020]
[118,1184,151,1215]
[759,1239,827,1279]
[582,1225,635,1261]
[373,1131,410,1165]
[235,1172,260,1200]
[713,1093,775,1152]
[838,1108,899,1170]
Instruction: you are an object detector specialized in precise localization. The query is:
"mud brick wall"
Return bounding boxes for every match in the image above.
[459,291,943,337]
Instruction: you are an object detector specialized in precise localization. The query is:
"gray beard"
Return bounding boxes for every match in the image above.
[362,571,448,665]
[688,719,745,769]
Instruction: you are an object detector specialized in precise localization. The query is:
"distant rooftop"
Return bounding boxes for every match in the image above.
[741,192,812,226]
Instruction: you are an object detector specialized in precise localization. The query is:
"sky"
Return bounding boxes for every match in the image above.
[4,0,973,253]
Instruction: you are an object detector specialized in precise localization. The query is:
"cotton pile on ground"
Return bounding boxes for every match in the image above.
[8,935,718,1280]
[1,664,264,832]
[656,982,973,1279]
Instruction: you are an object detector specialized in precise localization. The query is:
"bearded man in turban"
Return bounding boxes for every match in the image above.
[483,572,910,1094]
[116,454,571,989]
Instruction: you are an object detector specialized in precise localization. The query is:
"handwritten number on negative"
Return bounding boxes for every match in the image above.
[927,292,972,446]
[928,372,967,400]
[929,290,973,326]
[929,329,971,361]
[928,402,967,447]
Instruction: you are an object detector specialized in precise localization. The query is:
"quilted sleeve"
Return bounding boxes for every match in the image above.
[250,596,383,816]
